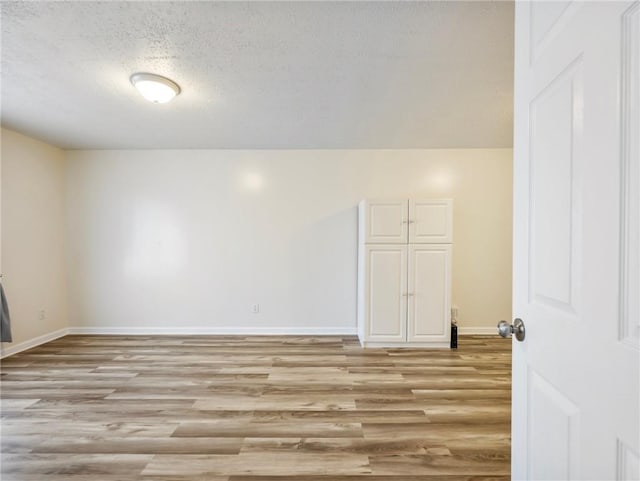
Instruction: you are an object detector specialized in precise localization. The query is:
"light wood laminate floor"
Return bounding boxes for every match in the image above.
[1,335,511,480]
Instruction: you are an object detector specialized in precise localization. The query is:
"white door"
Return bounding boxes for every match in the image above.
[364,245,407,342]
[407,244,451,345]
[360,199,408,244]
[512,2,639,480]
[408,199,453,243]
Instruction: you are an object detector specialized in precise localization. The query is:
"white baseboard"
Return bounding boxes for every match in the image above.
[0,326,357,358]
[67,326,358,336]
[0,327,70,359]
[0,325,497,358]
[361,341,451,349]
[458,326,498,335]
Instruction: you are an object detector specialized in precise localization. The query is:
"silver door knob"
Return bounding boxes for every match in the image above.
[497,318,526,342]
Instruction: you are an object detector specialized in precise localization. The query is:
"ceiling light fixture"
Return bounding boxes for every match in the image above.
[130,72,181,104]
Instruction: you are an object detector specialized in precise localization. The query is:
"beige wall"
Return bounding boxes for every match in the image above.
[65,148,512,333]
[0,132,512,350]
[1,128,69,353]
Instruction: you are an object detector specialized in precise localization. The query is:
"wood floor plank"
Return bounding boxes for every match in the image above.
[30,437,244,455]
[172,420,363,438]
[193,395,356,411]
[141,453,372,476]
[412,389,510,400]
[361,423,511,450]
[0,398,41,412]
[0,421,179,437]
[0,334,512,479]
[248,409,428,424]
[1,453,153,476]
[240,437,452,456]
[368,453,510,476]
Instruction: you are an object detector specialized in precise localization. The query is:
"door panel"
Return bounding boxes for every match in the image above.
[409,199,452,244]
[529,58,581,313]
[528,371,580,481]
[617,440,640,481]
[512,2,639,479]
[365,245,407,342]
[407,244,451,343]
[620,2,639,349]
[361,199,408,244]
[530,1,582,62]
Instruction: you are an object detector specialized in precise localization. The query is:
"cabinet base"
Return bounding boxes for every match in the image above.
[358,339,451,349]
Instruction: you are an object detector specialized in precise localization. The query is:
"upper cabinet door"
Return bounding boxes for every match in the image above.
[409,199,453,243]
[360,199,408,244]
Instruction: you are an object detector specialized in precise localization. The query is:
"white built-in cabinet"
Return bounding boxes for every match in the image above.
[357,199,452,348]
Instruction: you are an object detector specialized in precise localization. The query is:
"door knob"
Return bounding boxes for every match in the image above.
[497,318,526,342]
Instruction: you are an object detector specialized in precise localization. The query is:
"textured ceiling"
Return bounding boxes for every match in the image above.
[1,1,514,150]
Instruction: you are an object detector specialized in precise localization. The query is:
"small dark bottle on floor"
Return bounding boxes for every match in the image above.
[450,322,458,349]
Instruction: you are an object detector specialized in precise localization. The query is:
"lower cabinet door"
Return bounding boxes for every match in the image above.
[407,244,451,343]
[365,245,407,342]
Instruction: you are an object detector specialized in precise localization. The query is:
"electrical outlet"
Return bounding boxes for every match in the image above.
[38,309,46,321]
[451,306,459,321]
[252,304,260,314]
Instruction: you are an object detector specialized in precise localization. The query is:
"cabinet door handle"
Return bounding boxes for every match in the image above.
[402,293,414,297]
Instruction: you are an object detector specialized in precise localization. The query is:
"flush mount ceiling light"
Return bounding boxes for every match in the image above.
[130,72,181,104]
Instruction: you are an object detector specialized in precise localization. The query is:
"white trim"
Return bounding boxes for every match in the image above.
[361,341,450,349]
[458,326,498,336]
[67,326,358,336]
[0,325,497,358]
[0,326,358,358]
[619,2,639,350]
[0,328,69,359]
